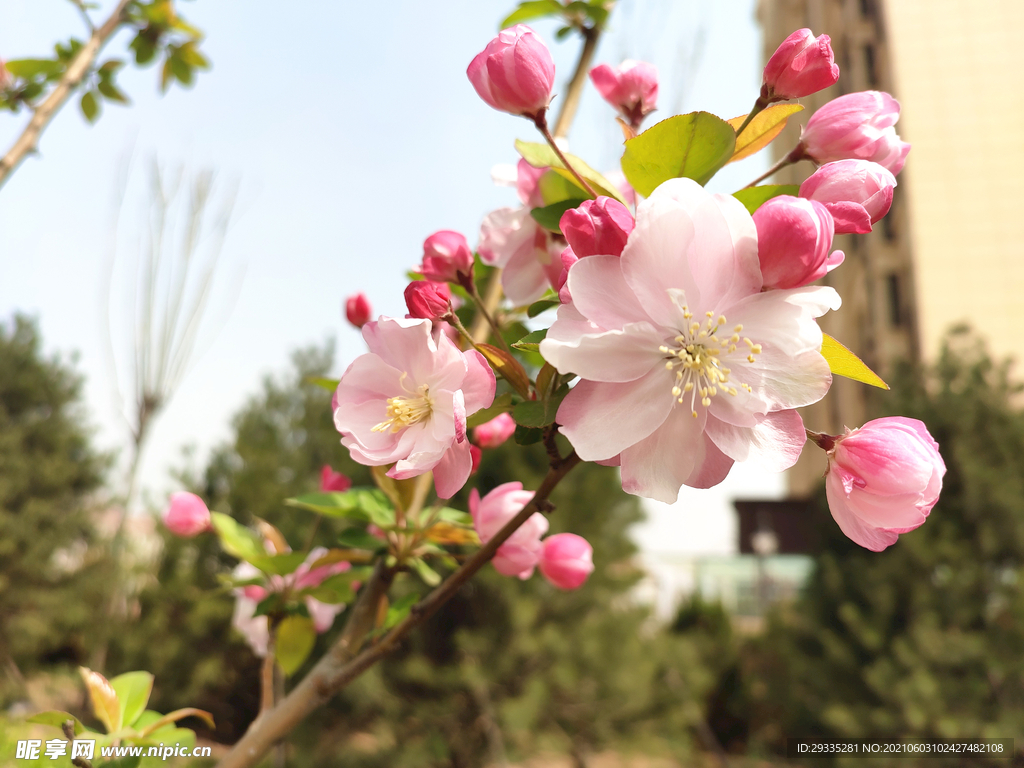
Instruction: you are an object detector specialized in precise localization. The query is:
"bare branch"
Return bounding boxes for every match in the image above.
[0,0,132,189]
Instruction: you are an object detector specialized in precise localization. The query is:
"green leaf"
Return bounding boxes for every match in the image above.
[500,0,564,28]
[821,333,889,390]
[538,169,585,205]
[337,527,387,551]
[620,112,737,196]
[731,184,800,215]
[512,388,567,428]
[248,551,307,576]
[97,79,129,104]
[210,512,267,563]
[409,557,441,586]
[285,491,373,523]
[515,140,627,204]
[511,329,548,353]
[726,103,803,162]
[527,298,559,318]
[98,58,124,76]
[5,58,63,79]
[169,53,193,86]
[275,616,317,675]
[306,376,339,393]
[80,90,99,123]
[514,425,544,445]
[531,199,588,233]
[302,579,355,605]
[385,593,420,629]
[25,710,84,735]
[437,507,473,526]
[110,672,153,729]
[466,392,513,429]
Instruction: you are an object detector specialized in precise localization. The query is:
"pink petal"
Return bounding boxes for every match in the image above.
[461,349,498,415]
[432,437,474,499]
[361,317,438,385]
[541,320,664,383]
[825,470,900,551]
[704,409,806,472]
[453,390,467,443]
[619,406,708,502]
[568,255,653,329]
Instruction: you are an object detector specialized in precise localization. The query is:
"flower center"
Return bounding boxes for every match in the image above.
[659,304,762,418]
[372,381,433,433]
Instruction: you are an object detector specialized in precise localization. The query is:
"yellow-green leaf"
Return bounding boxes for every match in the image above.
[110,671,154,729]
[514,140,627,204]
[79,667,121,733]
[275,616,317,676]
[726,103,803,162]
[477,343,531,398]
[821,333,889,390]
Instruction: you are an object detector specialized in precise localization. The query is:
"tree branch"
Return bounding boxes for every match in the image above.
[216,452,581,768]
[0,0,132,189]
[552,26,600,140]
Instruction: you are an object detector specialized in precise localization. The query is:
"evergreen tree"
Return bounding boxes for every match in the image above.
[747,327,1024,763]
[0,315,111,701]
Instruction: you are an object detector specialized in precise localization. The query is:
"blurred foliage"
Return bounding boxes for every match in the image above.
[742,327,1024,764]
[0,315,112,702]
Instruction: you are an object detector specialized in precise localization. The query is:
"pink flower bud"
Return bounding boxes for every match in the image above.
[404,281,452,319]
[470,482,548,579]
[470,445,482,474]
[800,91,911,174]
[467,25,555,120]
[762,29,840,101]
[419,230,475,284]
[473,412,516,449]
[163,491,212,537]
[753,195,844,289]
[589,60,659,127]
[823,417,945,552]
[799,160,897,235]
[539,533,594,590]
[557,247,578,304]
[345,293,372,328]
[320,465,352,493]
[559,197,634,259]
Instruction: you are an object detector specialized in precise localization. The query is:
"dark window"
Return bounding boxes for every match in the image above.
[886,273,903,327]
[860,0,876,19]
[882,194,897,241]
[863,44,879,88]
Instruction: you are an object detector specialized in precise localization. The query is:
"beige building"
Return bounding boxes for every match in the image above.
[757,0,1024,494]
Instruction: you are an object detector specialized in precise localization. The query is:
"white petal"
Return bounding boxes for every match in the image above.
[619,405,708,502]
[567,254,653,329]
[705,409,806,472]
[541,320,664,383]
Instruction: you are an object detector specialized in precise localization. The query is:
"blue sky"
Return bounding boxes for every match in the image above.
[0,0,781,553]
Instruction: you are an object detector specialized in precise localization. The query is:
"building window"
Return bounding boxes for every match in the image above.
[882,194,898,241]
[863,44,879,88]
[886,273,903,327]
[860,0,876,19]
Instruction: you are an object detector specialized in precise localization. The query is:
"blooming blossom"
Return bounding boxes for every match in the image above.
[333,317,495,498]
[320,465,352,492]
[822,417,944,551]
[540,178,840,503]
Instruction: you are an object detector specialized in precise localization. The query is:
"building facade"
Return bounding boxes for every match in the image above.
[757,0,1024,495]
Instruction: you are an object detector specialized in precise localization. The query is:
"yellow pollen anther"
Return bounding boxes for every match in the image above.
[372,384,433,433]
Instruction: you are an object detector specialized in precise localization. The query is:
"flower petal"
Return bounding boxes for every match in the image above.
[619,406,709,502]
[825,469,900,551]
[361,317,439,385]
[705,409,806,472]
[542,319,664,383]
[567,254,652,329]
[431,437,474,499]
[461,349,497,415]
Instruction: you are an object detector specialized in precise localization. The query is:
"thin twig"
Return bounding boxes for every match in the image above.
[534,113,598,199]
[468,269,504,345]
[734,95,768,138]
[741,144,806,189]
[215,454,581,768]
[62,720,93,768]
[552,26,600,140]
[0,0,132,189]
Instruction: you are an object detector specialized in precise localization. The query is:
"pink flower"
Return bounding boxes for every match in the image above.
[753,195,844,289]
[163,492,211,537]
[541,178,840,503]
[467,25,555,120]
[557,247,578,304]
[589,60,659,127]
[799,160,896,235]
[405,281,452,319]
[470,482,548,579]
[470,445,482,474]
[559,197,635,258]
[345,293,372,328]
[762,29,839,101]
[473,412,516,449]
[539,533,594,590]
[823,417,945,552]
[479,202,562,307]
[320,465,352,492]
[333,317,495,498]
[419,230,475,285]
[800,91,911,174]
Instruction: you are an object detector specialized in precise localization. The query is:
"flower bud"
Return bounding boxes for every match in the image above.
[470,445,482,475]
[822,417,945,551]
[345,293,372,328]
[557,247,578,304]
[589,60,659,127]
[800,91,911,174]
[473,412,516,449]
[419,230,475,284]
[762,29,840,101]
[799,160,896,234]
[753,195,844,289]
[559,197,635,259]
[163,491,211,537]
[539,533,594,590]
[467,25,555,120]
[320,465,352,493]
[404,281,452,319]
[470,482,548,579]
